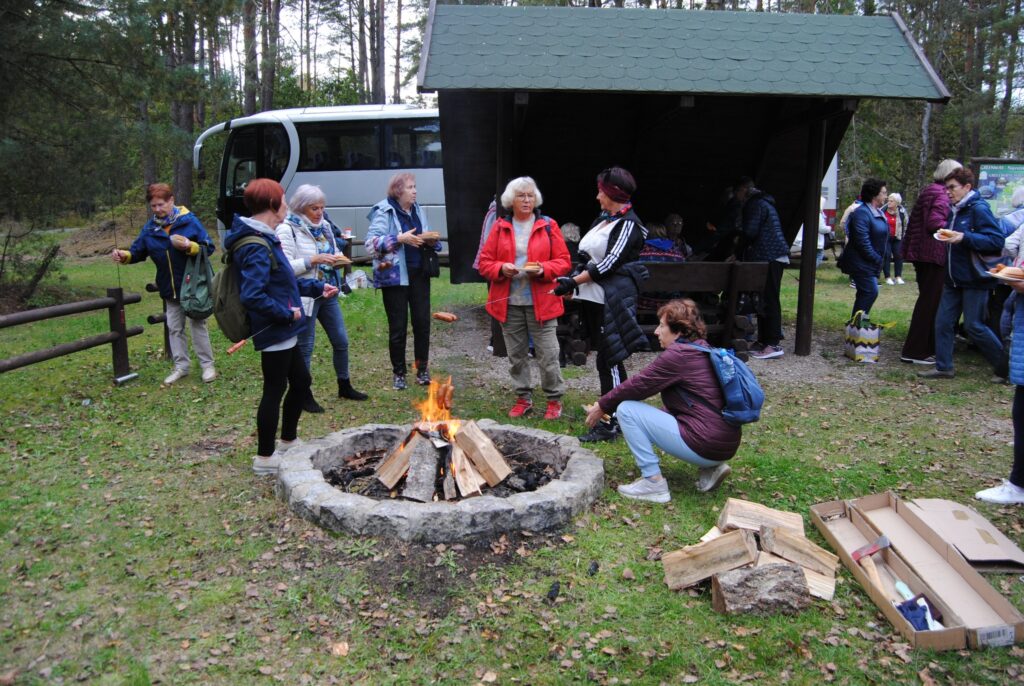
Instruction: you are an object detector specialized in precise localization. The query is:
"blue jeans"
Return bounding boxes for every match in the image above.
[298,296,350,380]
[851,272,879,317]
[616,400,718,477]
[934,285,1003,372]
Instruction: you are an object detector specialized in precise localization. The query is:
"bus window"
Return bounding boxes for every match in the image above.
[387,119,442,168]
[296,122,380,172]
[224,127,258,197]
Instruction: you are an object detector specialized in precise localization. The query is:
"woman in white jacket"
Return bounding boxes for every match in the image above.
[277,185,368,410]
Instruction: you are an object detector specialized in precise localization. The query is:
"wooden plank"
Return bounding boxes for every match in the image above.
[759,526,839,577]
[453,420,512,486]
[717,498,805,537]
[662,529,758,590]
[401,437,439,502]
[451,444,484,498]
[756,551,836,601]
[376,430,421,489]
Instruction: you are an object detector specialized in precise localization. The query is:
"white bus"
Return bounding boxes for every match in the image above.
[193,104,445,253]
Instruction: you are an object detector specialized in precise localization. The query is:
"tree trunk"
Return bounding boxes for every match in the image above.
[243,0,258,115]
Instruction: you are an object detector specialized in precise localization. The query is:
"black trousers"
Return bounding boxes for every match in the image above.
[757,260,785,346]
[381,267,432,376]
[257,345,311,457]
[580,299,627,395]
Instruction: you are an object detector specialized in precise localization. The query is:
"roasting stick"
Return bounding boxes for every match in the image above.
[226,293,332,355]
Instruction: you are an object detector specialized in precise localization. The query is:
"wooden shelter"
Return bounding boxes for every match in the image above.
[417,4,949,354]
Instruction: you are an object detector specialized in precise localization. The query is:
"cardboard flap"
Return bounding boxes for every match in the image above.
[908,498,1024,573]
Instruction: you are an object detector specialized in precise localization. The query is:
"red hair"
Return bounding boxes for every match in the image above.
[146,183,174,202]
[244,178,285,214]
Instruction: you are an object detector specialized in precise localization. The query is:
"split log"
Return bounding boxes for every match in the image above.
[756,552,836,601]
[716,497,805,537]
[453,420,511,486]
[451,444,485,497]
[712,563,811,615]
[401,437,440,502]
[759,525,839,577]
[376,431,433,489]
[662,529,758,590]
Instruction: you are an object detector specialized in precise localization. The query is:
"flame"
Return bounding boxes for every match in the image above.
[415,377,459,437]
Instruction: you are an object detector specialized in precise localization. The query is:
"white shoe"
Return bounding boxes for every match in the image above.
[617,476,671,503]
[975,479,1024,505]
[895,277,905,285]
[252,454,281,476]
[696,463,732,493]
[201,367,217,383]
[163,369,189,385]
[885,278,895,285]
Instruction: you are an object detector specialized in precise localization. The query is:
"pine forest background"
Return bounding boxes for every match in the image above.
[1,0,1022,234]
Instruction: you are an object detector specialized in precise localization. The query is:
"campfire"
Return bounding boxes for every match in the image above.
[374,378,513,502]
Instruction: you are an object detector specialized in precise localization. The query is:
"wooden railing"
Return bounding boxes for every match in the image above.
[0,288,144,384]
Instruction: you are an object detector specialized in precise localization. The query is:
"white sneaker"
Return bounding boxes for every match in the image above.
[252,454,281,476]
[895,277,906,285]
[201,367,217,383]
[885,278,895,285]
[975,480,1024,505]
[617,476,671,503]
[696,463,732,493]
[163,369,189,385]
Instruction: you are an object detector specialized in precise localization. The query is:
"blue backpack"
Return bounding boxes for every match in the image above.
[684,343,765,426]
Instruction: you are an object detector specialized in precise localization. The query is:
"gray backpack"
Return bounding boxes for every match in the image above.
[211,236,278,342]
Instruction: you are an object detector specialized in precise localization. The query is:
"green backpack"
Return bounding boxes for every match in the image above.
[211,236,278,342]
[180,248,215,320]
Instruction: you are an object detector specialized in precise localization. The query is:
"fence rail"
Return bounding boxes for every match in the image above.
[0,288,144,382]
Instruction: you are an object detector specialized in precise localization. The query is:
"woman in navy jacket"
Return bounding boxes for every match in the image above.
[223,179,338,476]
[112,183,216,385]
[841,178,890,318]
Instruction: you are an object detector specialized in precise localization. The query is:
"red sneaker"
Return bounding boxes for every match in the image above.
[508,397,533,418]
[543,400,563,420]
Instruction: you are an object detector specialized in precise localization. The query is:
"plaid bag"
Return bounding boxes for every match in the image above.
[844,310,880,363]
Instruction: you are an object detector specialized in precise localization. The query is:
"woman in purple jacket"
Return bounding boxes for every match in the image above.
[900,159,962,365]
[584,299,740,503]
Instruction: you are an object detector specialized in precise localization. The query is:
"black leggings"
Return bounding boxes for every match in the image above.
[257,345,311,457]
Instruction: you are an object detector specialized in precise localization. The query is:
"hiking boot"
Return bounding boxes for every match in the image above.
[201,367,217,383]
[338,377,368,401]
[579,420,618,443]
[252,454,281,476]
[393,374,407,391]
[508,397,533,418]
[617,477,671,503]
[917,368,954,379]
[303,393,325,413]
[900,355,935,365]
[164,368,189,385]
[416,368,431,386]
[975,479,1024,505]
[696,463,732,493]
[544,400,563,420]
[749,344,784,360]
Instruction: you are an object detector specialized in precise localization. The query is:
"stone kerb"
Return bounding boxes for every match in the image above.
[275,421,604,543]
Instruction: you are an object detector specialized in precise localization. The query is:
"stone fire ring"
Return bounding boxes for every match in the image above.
[273,419,605,543]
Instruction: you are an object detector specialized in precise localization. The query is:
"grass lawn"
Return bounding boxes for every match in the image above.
[2,256,1023,685]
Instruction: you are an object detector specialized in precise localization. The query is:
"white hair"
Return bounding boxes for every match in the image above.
[288,184,327,215]
[500,177,543,210]
[933,159,962,182]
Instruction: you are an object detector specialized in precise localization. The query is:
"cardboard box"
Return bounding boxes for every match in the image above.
[811,493,1023,651]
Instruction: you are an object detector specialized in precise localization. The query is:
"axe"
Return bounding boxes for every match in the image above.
[851,535,890,590]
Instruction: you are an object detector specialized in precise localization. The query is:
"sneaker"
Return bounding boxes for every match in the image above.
[579,420,618,443]
[885,278,895,285]
[252,454,281,476]
[543,400,563,420]
[416,369,431,386]
[975,479,1024,505]
[617,477,671,503]
[508,397,533,418]
[896,277,906,285]
[696,463,732,493]
[163,369,189,385]
[918,368,954,379]
[393,374,407,391]
[201,367,217,383]
[900,355,936,365]
[749,344,784,360]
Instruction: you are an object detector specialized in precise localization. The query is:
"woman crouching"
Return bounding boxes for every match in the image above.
[224,179,339,476]
[584,299,739,503]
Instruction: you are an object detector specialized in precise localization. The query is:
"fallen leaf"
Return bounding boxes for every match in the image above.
[330,641,349,657]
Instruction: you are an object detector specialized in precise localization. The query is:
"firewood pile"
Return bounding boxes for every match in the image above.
[661,498,839,615]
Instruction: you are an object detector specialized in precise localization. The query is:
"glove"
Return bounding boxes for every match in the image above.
[552,276,578,297]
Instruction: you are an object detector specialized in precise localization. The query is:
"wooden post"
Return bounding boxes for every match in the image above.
[107,288,132,380]
[795,119,825,356]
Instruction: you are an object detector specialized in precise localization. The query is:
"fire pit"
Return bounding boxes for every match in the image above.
[272,419,604,542]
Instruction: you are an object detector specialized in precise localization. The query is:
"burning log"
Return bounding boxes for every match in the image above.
[452,420,512,487]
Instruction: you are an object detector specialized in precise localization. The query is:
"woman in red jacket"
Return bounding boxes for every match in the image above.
[584,299,740,503]
[478,177,571,419]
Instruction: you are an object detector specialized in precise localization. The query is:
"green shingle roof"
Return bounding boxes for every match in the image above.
[419,6,949,102]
